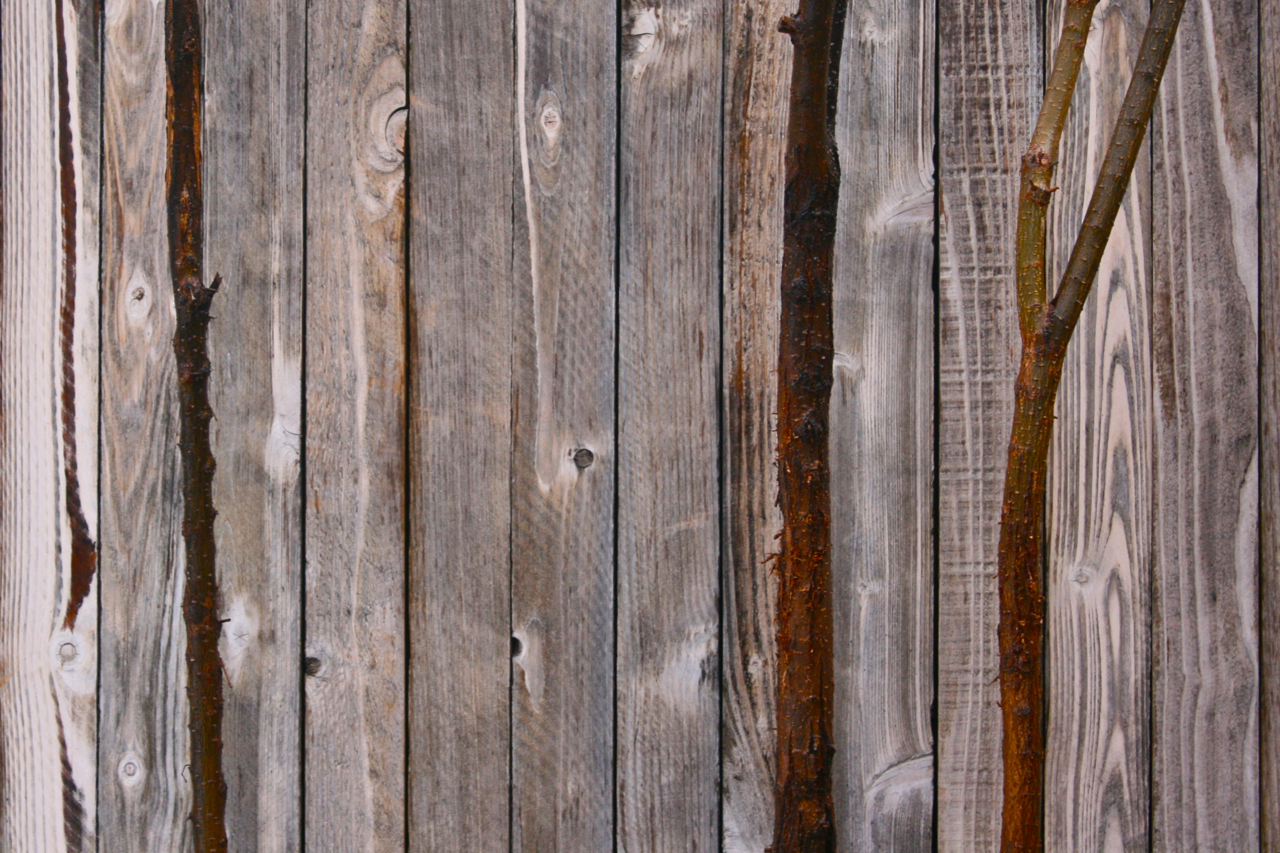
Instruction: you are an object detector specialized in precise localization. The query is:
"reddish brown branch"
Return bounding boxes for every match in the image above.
[166,0,226,849]
[770,1,845,850]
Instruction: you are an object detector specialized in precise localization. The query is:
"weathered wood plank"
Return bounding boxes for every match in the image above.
[303,0,406,849]
[828,0,936,847]
[1151,0,1260,846]
[203,0,305,848]
[98,0,192,847]
[616,0,723,849]
[406,0,513,847]
[1,0,100,848]
[1043,0,1153,848]
[720,0,789,847]
[934,0,1039,846]
[509,0,616,848]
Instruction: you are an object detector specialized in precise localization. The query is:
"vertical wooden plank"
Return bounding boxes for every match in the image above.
[304,0,407,849]
[509,0,616,848]
[1151,0,1260,845]
[406,0,513,847]
[828,0,937,846]
[203,0,305,848]
[98,0,191,846]
[720,0,789,847]
[1,0,101,847]
[616,0,722,849]
[934,0,1039,847]
[1044,0,1153,848]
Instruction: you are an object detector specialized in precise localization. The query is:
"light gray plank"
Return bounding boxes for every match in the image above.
[720,0,790,847]
[934,0,1040,847]
[405,0,513,847]
[1151,0,1260,846]
[828,0,937,848]
[1043,0,1153,848]
[616,1,722,850]
[203,0,305,848]
[97,0,191,847]
[509,0,616,848]
[303,0,406,849]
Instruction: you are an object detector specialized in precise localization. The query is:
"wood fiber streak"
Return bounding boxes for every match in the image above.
[1044,0,1153,848]
[304,0,406,849]
[99,0,192,847]
[1151,0,1260,845]
[721,0,791,846]
[828,0,935,846]
[616,0,723,849]
[509,0,616,848]
[406,0,513,848]
[935,0,1039,848]
[204,0,305,847]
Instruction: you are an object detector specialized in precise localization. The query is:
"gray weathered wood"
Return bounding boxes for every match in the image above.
[616,0,723,849]
[203,0,305,848]
[720,0,790,847]
[934,0,1039,847]
[303,0,406,849]
[406,0,513,847]
[1043,0,1153,848]
[509,0,616,848]
[1,0,100,848]
[828,0,936,848]
[98,0,192,847]
[1151,0,1260,846]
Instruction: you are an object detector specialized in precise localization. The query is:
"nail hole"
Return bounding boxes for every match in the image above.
[573,448,595,469]
[511,636,523,658]
[304,656,322,677]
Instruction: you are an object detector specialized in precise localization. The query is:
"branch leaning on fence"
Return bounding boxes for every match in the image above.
[998,0,1186,850]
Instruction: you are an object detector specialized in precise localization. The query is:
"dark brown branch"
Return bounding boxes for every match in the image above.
[166,0,226,850]
[770,1,846,850]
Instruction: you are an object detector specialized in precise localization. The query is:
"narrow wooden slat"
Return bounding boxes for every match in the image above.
[406,0,513,847]
[509,0,616,847]
[616,0,723,849]
[98,0,191,847]
[934,0,1039,847]
[720,0,789,846]
[1,0,100,848]
[304,0,406,849]
[1044,0,1153,848]
[203,1,305,848]
[1151,0,1260,846]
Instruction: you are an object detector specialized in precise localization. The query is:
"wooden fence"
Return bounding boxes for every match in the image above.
[1,0,1275,849]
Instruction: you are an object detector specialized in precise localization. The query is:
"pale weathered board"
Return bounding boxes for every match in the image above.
[203,0,305,848]
[720,0,790,847]
[509,0,617,848]
[616,0,723,849]
[405,0,514,847]
[1151,0,1260,846]
[829,0,936,847]
[1044,0,1153,848]
[98,0,191,847]
[934,0,1039,848]
[303,0,407,849]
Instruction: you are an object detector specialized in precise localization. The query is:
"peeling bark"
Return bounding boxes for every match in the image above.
[770,1,846,850]
[166,0,226,850]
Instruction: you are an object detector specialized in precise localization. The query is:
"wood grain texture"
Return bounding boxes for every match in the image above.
[934,0,1039,847]
[509,0,616,848]
[720,0,789,847]
[828,0,936,847]
[1151,0,1260,846]
[616,0,722,849]
[304,0,406,849]
[405,0,513,847]
[1044,0,1153,848]
[1,1,99,848]
[98,0,192,847]
[203,0,305,848]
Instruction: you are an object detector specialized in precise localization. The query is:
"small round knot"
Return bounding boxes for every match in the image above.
[58,642,78,663]
[573,448,595,469]
[304,656,323,677]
